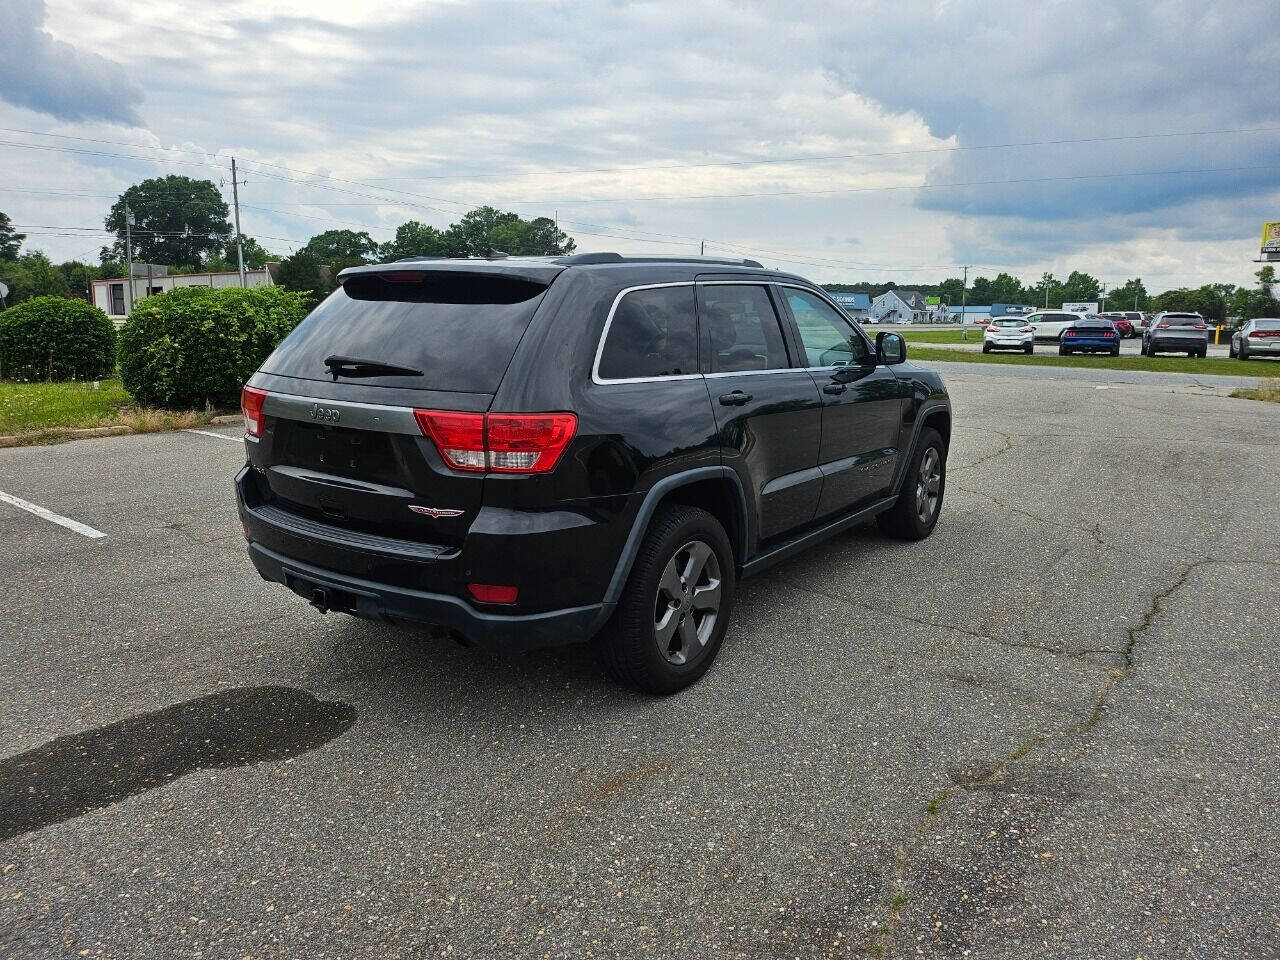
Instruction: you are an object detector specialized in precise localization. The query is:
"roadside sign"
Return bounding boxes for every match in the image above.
[925,296,940,305]
[1262,221,1280,258]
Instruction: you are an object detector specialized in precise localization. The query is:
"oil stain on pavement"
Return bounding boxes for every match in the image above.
[0,686,355,842]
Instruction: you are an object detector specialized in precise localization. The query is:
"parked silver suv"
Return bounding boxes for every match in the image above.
[1143,312,1209,358]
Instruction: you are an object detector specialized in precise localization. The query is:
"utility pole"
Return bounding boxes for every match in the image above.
[124,202,135,314]
[700,240,705,256]
[1100,283,1107,312]
[959,264,970,340]
[230,157,246,287]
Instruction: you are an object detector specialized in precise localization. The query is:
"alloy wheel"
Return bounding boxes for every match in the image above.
[653,540,721,665]
[916,447,942,525]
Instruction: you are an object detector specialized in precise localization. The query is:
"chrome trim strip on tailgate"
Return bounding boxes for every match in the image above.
[260,390,421,435]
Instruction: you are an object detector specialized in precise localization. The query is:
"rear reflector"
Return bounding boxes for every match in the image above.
[241,385,267,438]
[467,583,519,604]
[414,410,577,474]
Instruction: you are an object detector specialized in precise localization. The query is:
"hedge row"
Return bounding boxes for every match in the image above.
[0,286,309,409]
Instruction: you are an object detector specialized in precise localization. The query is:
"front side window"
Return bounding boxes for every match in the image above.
[700,284,790,372]
[597,285,698,380]
[785,288,870,366]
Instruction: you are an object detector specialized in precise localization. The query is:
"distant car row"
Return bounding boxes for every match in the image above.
[980,311,1280,359]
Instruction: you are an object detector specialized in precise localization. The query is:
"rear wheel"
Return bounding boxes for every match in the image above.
[1239,343,1250,361]
[981,342,991,354]
[1111,345,1120,356]
[596,505,735,694]
[1024,343,1034,354]
[877,427,945,541]
[1059,345,1069,355]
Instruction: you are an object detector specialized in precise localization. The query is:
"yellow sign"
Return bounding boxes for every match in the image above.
[1262,221,1280,253]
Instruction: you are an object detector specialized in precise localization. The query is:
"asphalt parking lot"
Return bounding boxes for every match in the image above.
[2,365,1278,959]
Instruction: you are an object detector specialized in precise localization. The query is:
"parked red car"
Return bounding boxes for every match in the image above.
[1098,313,1136,338]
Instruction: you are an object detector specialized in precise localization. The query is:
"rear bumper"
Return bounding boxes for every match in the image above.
[1061,338,1117,350]
[246,540,607,651]
[1242,340,1280,354]
[1149,337,1207,351]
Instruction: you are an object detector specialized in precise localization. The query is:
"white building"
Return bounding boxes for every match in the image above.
[91,265,274,320]
[870,289,931,324]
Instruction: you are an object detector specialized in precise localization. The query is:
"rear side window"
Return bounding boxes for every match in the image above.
[597,285,698,380]
[259,272,549,392]
[701,284,790,372]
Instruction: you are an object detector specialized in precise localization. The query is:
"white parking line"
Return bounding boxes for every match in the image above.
[0,489,106,539]
[184,428,243,443]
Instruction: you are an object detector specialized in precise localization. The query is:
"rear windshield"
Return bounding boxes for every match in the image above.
[1164,314,1203,326]
[259,272,549,392]
[992,318,1025,327]
[1252,319,1280,330]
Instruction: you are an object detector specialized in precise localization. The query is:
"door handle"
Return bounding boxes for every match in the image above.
[718,391,752,406]
[823,383,847,395]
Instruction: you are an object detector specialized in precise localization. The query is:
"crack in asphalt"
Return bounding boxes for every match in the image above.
[861,557,1214,958]
[951,480,1118,552]
[948,428,1015,472]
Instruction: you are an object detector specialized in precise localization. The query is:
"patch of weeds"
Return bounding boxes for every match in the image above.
[1230,378,1280,404]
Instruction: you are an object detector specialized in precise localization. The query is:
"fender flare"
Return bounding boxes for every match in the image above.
[890,401,951,494]
[600,466,748,609]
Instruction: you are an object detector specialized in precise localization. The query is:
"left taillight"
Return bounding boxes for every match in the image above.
[241,386,267,439]
[414,410,577,474]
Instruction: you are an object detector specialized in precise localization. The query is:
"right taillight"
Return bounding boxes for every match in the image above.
[241,386,267,439]
[414,410,577,474]
[986,325,998,332]
[1019,326,1034,333]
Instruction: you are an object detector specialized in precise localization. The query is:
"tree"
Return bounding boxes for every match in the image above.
[937,277,965,304]
[380,221,455,261]
[204,237,274,273]
[0,252,70,306]
[968,276,993,305]
[302,230,379,268]
[1110,278,1148,311]
[275,249,330,302]
[1031,272,1062,308]
[0,211,24,260]
[1059,270,1101,305]
[57,261,100,299]
[105,176,232,269]
[443,206,576,257]
[987,272,1028,305]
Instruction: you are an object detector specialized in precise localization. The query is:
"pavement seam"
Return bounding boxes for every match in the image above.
[861,556,1214,958]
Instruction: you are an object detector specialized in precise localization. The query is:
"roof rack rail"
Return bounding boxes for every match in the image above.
[553,252,764,268]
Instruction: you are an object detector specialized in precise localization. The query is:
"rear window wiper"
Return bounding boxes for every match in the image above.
[323,355,424,379]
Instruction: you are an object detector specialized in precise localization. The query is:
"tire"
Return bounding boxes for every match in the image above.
[877,427,945,541]
[1111,346,1120,357]
[596,504,735,695]
[1196,348,1207,359]
[1229,340,1237,358]
[1239,344,1250,361]
[1059,345,1069,355]
[1024,344,1034,354]
[981,342,991,354]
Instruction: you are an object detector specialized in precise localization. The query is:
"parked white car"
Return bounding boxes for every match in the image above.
[1229,318,1280,360]
[1024,310,1089,342]
[982,316,1035,354]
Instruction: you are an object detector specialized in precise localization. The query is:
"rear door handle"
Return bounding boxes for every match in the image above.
[822,383,847,395]
[718,391,752,406]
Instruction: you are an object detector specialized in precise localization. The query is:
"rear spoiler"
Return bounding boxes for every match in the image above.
[337,260,568,286]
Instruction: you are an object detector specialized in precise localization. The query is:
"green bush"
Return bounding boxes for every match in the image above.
[118,285,308,408]
[0,295,116,381]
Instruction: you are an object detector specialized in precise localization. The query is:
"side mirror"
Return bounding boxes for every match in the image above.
[876,331,906,365]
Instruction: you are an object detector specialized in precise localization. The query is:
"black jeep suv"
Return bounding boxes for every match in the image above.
[235,254,951,693]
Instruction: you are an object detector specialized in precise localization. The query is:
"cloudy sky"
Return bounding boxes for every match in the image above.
[1,0,1277,290]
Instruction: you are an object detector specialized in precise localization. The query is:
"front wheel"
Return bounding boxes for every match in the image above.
[877,428,945,541]
[597,505,735,694]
